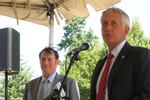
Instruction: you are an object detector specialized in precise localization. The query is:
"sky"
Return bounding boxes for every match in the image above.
[115,0,150,36]
[0,0,150,78]
[87,0,150,37]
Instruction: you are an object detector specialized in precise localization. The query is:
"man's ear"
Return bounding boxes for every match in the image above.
[124,25,130,35]
[57,60,60,64]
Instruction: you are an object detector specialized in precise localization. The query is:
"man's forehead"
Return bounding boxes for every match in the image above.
[41,51,54,56]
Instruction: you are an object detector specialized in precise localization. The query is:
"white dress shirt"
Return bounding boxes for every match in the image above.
[96,40,126,100]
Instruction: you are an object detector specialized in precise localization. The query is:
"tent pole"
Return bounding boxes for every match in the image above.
[47,4,55,47]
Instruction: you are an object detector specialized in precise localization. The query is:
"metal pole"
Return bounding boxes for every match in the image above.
[47,4,55,47]
[5,71,8,100]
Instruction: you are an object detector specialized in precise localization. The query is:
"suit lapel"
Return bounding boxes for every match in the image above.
[31,77,42,100]
[91,57,106,99]
[51,73,63,91]
[108,42,131,88]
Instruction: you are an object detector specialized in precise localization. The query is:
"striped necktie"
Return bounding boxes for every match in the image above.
[39,80,45,100]
[39,79,52,100]
[96,52,113,100]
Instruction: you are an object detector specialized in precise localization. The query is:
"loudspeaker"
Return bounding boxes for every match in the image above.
[0,27,20,74]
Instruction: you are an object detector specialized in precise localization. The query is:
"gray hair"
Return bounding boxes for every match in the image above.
[101,7,130,28]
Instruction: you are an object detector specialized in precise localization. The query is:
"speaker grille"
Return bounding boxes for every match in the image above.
[0,28,20,75]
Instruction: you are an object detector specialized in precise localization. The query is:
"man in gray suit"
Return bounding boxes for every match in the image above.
[23,47,80,100]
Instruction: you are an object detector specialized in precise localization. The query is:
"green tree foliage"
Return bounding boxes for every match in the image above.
[58,17,107,100]
[127,19,150,49]
[59,17,87,51]
[58,17,150,100]
[0,60,32,100]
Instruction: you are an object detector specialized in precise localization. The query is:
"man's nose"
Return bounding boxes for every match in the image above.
[105,24,113,30]
[43,60,49,65]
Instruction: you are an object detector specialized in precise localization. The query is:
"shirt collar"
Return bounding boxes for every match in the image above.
[42,71,57,83]
[111,40,126,57]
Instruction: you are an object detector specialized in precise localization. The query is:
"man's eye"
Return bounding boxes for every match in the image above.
[48,58,51,61]
[111,21,117,27]
[41,58,45,61]
[102,22,108,27]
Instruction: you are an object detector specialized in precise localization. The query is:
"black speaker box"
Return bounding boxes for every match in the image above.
[0,28,20,74]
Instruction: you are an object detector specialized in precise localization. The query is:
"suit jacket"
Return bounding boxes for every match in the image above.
[23,73,80,100]
[90,42,150,100]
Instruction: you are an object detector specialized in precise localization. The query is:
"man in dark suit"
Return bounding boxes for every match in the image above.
[90,7,150,100]
[23,47,80,100]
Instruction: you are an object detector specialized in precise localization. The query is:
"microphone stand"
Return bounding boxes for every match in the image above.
[44,51,80,100]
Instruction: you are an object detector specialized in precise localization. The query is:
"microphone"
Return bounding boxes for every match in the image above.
[44,89,59,100]
[44,82,66,100]
[67,42,89,56]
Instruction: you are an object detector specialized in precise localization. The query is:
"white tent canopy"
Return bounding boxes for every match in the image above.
[0,0,120,46]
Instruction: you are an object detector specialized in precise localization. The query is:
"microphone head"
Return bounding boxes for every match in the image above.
[67,42,89,56]
[81,42,89,50]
